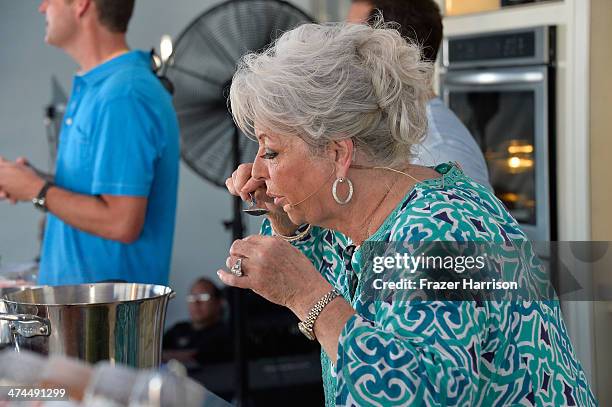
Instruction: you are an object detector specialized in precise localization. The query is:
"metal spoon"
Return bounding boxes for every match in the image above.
[243,192,269,216]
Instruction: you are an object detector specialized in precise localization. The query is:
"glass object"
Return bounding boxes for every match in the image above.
[449,90,537,224]
[83,361,139,407]
[0,349,46,386]
[128,368,206,407]
[38,355,93,401]
[128,362,231,407]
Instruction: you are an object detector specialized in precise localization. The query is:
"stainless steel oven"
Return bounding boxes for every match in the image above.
[440,26,556,242]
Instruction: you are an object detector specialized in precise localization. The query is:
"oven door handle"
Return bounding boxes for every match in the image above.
[444,71,545,86]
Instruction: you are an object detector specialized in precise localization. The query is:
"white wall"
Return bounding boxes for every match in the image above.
[0,0,313,328]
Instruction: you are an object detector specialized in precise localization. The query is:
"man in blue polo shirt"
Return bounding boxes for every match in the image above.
[0,0,179,285]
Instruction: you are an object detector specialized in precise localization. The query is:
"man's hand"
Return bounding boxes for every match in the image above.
[0,156,45,204]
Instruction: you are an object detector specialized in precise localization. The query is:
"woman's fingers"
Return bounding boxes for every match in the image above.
[225,177,238,196]
[231,171,244,200]
[241,177,265,196]
[234,164,253,199]
[225,174,251,201]
[218,236,319,308]
[228,235,269,259]
[226,163,262,202]
[217,269,250,289]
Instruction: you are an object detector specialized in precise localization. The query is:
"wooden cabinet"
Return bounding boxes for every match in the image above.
[445,0,500,16]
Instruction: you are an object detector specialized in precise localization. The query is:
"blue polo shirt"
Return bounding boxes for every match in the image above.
[39,51,180,286]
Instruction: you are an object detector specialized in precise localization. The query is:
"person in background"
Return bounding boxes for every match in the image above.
[0,0,179,285]
[163,278,232,365]
[347,0,491,188]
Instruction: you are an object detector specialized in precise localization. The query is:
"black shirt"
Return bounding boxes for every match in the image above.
[163,321,233,364]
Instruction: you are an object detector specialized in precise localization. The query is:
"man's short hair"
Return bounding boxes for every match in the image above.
[356,0,443,63]
[93,0,135,33]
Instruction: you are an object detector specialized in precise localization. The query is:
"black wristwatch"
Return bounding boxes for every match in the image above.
[32,181,54,212]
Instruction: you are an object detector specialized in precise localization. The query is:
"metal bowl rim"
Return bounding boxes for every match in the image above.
[1,283,173,306]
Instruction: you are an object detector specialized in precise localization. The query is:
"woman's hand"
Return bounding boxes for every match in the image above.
[218,235,356,360]
[218,235,332,320]
[225,163,298,235]
[225,163,263,201]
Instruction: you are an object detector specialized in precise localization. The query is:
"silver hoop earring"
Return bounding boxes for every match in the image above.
[332,177,354,205]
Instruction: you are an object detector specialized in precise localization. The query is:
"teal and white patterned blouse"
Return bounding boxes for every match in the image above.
[261,163,597,406]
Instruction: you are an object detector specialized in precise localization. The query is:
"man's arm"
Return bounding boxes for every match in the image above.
[45,186,146,244]
[0,158,146,244]
[24,161,55,183]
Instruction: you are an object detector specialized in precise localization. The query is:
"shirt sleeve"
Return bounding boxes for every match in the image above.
[91,95,161,196]
[335,300,488,406]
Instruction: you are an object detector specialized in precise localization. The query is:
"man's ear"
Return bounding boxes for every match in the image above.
[74,0,92,19]
[330,139,354,178]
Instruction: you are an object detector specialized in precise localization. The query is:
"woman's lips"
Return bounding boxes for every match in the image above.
[268,192,292,208]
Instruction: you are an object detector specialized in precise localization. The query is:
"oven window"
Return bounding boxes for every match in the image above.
[449,91,536,225]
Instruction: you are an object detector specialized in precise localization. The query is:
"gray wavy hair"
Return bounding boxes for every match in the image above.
[229,20,433,168]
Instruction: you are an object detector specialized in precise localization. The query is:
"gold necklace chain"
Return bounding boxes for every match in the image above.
[352,164,446,189]
[350,164,447,244]
[373,166,421,183]
[357,173,402,244]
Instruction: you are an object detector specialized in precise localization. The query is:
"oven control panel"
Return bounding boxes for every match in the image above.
[449,31,536,63]
[443,26,555,69]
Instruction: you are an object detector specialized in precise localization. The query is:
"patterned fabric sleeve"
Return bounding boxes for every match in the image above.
[334,300,489,406]
[259,218,351,292]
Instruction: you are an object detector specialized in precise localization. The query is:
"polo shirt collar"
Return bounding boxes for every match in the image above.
[76,50,149,86]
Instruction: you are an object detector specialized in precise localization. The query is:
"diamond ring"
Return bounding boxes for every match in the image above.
[230,258,243,277]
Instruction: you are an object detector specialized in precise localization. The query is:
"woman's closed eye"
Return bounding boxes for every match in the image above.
[260,149,278,160]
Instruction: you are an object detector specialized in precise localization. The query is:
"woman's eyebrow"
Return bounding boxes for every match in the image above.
[258,133,280,146]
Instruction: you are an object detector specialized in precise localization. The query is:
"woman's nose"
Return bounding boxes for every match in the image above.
[251,155,268,181]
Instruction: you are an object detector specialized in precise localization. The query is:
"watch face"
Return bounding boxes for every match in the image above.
[298,322,315,340]
[32,197,47,212]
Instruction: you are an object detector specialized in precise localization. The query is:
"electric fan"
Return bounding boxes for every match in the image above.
[163,1,314,404]
[43,76,68,170]
[166,0,313,187]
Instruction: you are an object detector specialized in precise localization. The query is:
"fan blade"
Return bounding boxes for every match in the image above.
[170,63,224,88]
[194,24,238,67]
[168,0,314,187]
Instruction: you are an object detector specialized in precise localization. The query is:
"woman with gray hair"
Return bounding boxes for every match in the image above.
[221,22,596,407]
